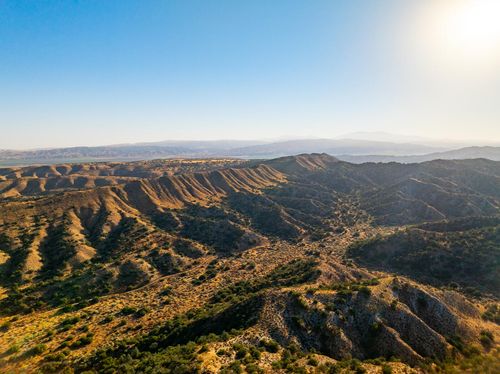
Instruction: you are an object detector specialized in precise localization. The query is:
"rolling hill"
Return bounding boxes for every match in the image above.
[0,154,498,373]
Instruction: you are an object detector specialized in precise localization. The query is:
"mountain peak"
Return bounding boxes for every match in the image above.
[262,153,340,174]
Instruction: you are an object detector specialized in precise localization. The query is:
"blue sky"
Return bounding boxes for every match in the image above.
[1,0,499,149]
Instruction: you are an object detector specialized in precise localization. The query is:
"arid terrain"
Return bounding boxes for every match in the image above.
[0,154,498,373]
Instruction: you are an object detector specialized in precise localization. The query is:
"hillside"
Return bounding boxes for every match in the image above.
[0,154,499,373]
[347,217,500,297]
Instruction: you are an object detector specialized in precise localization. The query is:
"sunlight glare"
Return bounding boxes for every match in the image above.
[416,0,500,75]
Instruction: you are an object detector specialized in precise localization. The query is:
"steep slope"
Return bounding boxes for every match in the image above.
[0,159,245,198]
[255,277,488,365]
[260,153,340,174]
[347,217,500,297]
[0,154,499,373]
[268,156,500,225]
[0,164,287,308]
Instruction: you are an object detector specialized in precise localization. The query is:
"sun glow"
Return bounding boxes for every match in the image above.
[415,0,500,74]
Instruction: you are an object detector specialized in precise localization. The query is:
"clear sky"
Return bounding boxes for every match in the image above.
[1,0,499,149]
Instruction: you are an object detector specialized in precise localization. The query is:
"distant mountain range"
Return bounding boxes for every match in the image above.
[225,138,445,158]
[0,138,499,166]
[337,146,500,163]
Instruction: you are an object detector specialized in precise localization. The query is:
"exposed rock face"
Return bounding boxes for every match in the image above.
[255,275,489,366]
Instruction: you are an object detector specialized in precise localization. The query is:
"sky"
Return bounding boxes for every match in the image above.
[1,0,499,149]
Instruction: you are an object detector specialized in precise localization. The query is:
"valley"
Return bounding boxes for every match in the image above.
[0,154,498,373]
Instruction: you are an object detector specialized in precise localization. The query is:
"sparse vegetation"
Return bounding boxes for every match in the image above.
[348,223,500,296]
[483,303,500,324]
[0,155,498,372]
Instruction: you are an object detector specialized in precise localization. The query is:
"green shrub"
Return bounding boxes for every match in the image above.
[70,334,93,349]
[31,343,47,355]
[0,320,12,331]
[390,300,398,310]
[358,286,372,297]
[382,364,392,374]
[482,304,500,324]
[6,343,20,355]
[160,286,173,296]
[101,315,114,324]
[260,339,280,353]
[233,343,248,359]
[307,356,319,366]
[480,330,494,349]
[249,346,261,360]
[120,306,137,315]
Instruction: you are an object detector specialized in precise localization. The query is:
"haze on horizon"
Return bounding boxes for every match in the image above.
[1,0,500,150]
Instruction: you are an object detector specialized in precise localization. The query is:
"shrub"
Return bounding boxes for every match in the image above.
[70,334,93,349]
[382,364,392,374]
[249,346,261,360]
[358,286,372,297]
[7,343,20,355]
[59,316,80,328]
[260,339,280,353]
[0,321,12,331]
[31,344,47,355]
[482,304,500,324]
[217,348,229,356]
[480,330,494,349]
[134,307,150,317]
[307,356,318,366]
[370,322,382,336]
[101,315,114,324]
[120,306,137,315]
[233,343,248,359]
[160,286,173,296]
[245,363,263,373]
[390,300,398,310]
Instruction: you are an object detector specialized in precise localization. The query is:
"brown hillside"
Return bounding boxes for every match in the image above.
[0,154,499,373]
